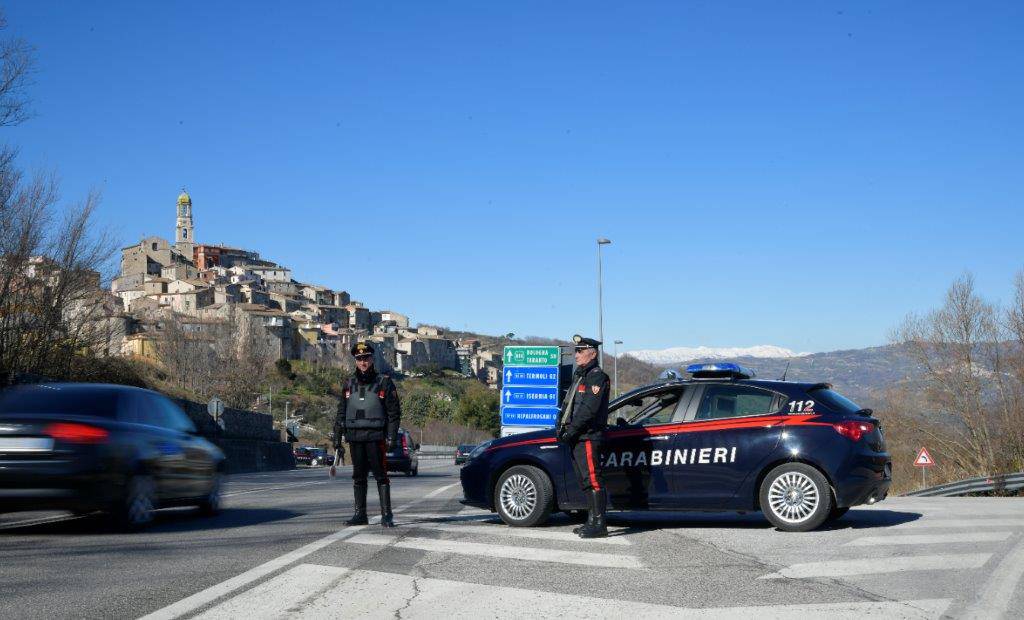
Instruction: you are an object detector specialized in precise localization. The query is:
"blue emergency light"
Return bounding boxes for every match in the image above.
[685,362,756,380]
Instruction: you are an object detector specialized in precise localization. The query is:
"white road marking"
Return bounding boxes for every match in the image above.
[963,535,1024,619]
[223,480,330,497]
[425,482,459,498]
[345,533,642,568]
[200,564,952,619]
[402,521,632,545]
[844,532,1013,547]
[896,518,1024,530]
[0,513,86,530]
[193,563,351,619]
[139,480,462,620]
[761,553,992,579]
[138,527,366,620]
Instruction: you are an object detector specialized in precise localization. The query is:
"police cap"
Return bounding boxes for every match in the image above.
[572,334,602,350]
[351,341,375,357]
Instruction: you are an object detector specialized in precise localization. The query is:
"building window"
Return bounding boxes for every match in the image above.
[151,242,158,251]
[183,230,188,239]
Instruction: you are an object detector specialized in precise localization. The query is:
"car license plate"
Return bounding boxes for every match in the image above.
[0,437,55,453]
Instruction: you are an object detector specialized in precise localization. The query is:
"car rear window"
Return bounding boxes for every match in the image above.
[0,386,121,418]
[807,387,863,414]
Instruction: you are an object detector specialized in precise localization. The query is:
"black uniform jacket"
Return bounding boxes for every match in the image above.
[334,369,401,445]
[560,359,610,444]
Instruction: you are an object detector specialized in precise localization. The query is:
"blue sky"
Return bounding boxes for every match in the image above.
[6,1,1023,353]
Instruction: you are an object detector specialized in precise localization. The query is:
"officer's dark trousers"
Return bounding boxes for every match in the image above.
[570,438,605,492]
[351,440,389,487]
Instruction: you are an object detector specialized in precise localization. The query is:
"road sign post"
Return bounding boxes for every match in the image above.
[914,447,935,487]
[501,346,562,436]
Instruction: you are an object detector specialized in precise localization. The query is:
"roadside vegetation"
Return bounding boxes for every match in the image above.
[884,272,1024,494]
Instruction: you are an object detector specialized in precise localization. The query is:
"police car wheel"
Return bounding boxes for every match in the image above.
[494,465,554,527]
[759,463,832,532]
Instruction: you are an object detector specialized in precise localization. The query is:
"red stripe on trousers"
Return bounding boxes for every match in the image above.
[584,440,600,491]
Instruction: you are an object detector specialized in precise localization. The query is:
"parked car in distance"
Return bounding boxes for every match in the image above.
[308,447,333,467]
[386,429,420,476]
[455,444,477,465]
[0,383,226,530]
[293,446,313,467]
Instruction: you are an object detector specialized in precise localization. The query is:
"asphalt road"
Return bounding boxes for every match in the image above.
[2,463,1022,619]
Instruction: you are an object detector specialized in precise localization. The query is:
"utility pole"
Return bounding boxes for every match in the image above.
[596,238,611,360]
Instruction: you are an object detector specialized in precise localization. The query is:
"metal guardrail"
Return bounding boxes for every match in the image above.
[904,472,1024,497]
[417,450,456,460]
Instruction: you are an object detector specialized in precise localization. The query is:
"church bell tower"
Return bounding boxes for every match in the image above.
[175,188,196,259]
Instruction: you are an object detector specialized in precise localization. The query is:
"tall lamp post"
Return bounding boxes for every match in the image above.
[596,238,611,360]
[613,340,623,397]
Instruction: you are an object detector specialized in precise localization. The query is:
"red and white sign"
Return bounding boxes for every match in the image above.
[914,447,935,468]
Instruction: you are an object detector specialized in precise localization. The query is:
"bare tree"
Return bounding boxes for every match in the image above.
[891,273,1024,480]
[0,12,117,385]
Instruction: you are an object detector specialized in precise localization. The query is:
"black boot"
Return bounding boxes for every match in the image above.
[345,483,368,525]
[578,490,608,538]
[572,510,594,535]
[378,481,395,528]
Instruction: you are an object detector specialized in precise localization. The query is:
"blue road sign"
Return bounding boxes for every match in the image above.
[502,386,558,407]
[501,406,560,426]
[502,366,559,387]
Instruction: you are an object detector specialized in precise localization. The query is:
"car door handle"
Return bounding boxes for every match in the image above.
[643,436,670,442]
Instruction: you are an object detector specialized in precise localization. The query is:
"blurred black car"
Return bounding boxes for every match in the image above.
[454,444,476,465]
[0,383,226,529]
[386,429,419,476]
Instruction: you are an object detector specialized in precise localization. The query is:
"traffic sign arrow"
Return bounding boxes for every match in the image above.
[914,447,935,467]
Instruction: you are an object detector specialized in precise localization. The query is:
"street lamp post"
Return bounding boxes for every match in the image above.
[613,340,623,397]
[596,238,611,360]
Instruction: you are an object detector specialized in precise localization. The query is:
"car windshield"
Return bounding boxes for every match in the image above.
[458,445,475,452]
[0,385,121,418]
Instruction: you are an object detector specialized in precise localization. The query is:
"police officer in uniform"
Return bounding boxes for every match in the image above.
[335,341,401,527]
[556,335,611,538]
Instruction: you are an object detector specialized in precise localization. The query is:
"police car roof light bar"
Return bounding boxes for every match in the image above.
[685,362,756,380]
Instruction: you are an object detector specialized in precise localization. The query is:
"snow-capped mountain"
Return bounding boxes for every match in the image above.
[624,345,810,366]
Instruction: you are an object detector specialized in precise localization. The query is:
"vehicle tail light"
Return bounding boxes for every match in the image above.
[44,422,109,444]
[401,434,409,455]
[832,420,874,442]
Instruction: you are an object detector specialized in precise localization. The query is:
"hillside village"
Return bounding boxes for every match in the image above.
[95,190,506,387]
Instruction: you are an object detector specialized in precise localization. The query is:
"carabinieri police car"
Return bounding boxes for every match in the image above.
[460,363,891,532]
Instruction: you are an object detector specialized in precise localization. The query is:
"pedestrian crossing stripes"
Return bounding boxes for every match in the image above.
[843,532,1012,547]
[895,518,1024,529]
[401,518,633,545]
[345,533,644,568]
[194,563,953,619]
[760,553,993,579]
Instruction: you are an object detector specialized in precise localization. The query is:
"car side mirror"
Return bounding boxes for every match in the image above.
[414,443,421,451]
[615,416,628,427]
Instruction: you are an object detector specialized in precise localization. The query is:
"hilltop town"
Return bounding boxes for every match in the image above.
[98,190,506,388]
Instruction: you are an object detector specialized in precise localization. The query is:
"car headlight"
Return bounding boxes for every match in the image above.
[467,440,495,461]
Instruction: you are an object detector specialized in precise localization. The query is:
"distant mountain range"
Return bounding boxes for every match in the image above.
[624,344,924,410]
[625,345,809,365]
